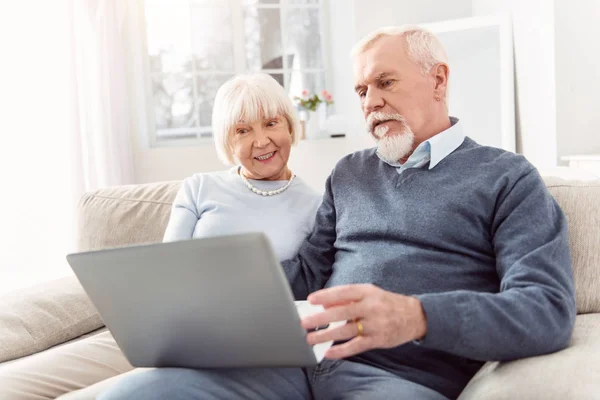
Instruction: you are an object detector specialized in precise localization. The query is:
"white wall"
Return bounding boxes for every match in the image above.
[352,0,472,38]
[555,0,600,162]
[472,0,558,169]
[327,0,362,136]
[133,144,223,184]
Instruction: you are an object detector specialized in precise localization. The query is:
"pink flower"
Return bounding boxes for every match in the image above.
[325,94,333,102]
[321,89,329,97]
[301,89,309,97]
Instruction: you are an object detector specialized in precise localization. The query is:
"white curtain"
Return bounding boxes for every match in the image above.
[0,0,146,294]
[70,0,138,192]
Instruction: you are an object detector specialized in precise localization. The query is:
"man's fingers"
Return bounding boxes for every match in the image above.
[301,303,361,329]
[306,321,359,345]
[325,337,372,360]
[307,284,372,307]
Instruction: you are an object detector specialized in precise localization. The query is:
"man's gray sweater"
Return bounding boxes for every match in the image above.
[282,137,576,399]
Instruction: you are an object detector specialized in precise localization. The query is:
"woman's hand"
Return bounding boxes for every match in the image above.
[300,284,428,359]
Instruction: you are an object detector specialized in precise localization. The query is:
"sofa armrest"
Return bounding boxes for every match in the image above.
[458,313,600,400]
[0,275,103,363]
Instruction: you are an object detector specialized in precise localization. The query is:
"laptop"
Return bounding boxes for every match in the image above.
[66,232,344,369]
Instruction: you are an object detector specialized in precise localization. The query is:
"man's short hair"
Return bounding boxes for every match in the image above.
[211,73,300,165]
[351,25,449,76]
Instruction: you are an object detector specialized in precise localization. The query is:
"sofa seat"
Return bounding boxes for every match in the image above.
[3,313,599,399]
[459,313,600,399]
[0,328,133,400]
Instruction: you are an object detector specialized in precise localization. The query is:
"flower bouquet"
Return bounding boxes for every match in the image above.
[294,89,334,139]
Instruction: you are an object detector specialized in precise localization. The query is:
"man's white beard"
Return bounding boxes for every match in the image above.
[368,112,415,164]
[375,127,415,164]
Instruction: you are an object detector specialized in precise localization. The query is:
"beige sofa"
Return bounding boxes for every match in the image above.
[1,177,599,399]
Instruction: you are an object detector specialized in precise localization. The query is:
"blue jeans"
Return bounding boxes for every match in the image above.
[99,359,449,400]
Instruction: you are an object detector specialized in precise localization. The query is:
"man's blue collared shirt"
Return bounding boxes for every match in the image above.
[377,117,465,174]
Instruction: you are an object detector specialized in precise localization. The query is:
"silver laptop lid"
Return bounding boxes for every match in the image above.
[67,233,318,368]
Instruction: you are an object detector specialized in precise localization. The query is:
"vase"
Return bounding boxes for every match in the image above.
[305,111,321,140]
[316,102,327,131]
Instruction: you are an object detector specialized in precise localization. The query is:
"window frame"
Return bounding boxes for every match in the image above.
[146,0,332,148]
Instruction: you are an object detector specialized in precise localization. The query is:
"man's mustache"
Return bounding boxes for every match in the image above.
[367,112,408,134]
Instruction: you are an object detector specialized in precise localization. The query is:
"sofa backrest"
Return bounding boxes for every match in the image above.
[76,181,181,251]
[544,178,600,314]
[77,177,600,314]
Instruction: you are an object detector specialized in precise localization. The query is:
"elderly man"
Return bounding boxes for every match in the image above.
[101,26,575,400]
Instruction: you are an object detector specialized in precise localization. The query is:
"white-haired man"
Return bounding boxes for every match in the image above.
[101,26,575,400]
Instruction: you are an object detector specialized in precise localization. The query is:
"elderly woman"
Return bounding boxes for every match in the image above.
[0,74,322,400]
[163,73,321,260]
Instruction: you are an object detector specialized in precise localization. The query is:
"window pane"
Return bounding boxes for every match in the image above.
[244,8,283,70]
[145,1,193,74]
[152,74,196,130]
[196,74,234,127]
[284,7,323,69]
[269,73,285,89]
[191,6,234,71]
[287,71,325,98]
[146,1,328,145]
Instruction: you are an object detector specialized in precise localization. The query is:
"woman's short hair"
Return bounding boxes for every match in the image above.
[212,73,300,165]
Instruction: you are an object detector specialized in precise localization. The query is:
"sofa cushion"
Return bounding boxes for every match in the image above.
[0,276,103,363]
[544,178,600,314]
[76,181,181,252]
[458,313,600,400]
[57,368,148,400]
[0,329,132,400]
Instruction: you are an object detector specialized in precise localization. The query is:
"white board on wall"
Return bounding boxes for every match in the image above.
[422,15,516,152]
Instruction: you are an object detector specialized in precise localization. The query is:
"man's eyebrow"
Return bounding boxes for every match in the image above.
[375,72,393,80]
[355,72,396,92]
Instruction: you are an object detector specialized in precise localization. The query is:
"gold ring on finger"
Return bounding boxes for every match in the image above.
[355,319,364,337]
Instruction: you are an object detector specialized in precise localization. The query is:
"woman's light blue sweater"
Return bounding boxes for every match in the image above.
[163,167,322,261]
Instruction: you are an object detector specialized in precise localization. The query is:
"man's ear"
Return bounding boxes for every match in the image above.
[433,63,449,99]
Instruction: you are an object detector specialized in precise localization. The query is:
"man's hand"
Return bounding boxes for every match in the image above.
[301,284,428,359]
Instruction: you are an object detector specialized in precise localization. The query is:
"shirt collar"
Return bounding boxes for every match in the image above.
[376,116,465,170]
[426,116,464,169]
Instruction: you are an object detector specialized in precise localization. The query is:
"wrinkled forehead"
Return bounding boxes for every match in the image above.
[353,57,404,88]
[353,40,411,85]
[354,59,386,84]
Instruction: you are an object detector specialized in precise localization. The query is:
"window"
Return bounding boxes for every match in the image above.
[144,0,329,145]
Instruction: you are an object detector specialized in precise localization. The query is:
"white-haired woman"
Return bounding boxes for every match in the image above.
[0,74,322,400]
[162,73,321,261]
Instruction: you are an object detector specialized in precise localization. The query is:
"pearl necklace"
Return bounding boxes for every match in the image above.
[238,167,296,196]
